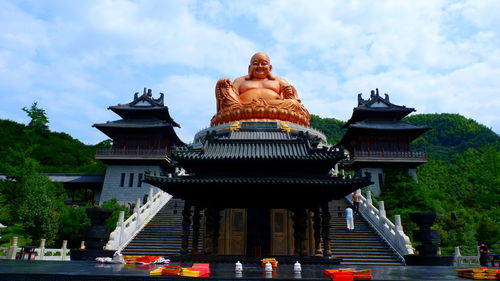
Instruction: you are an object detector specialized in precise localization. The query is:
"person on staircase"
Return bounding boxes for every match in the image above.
[352,191,361,215]
[345,205,354,231]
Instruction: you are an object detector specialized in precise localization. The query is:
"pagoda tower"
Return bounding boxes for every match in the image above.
[144,53,372,257]
[338,89,430,195]
[93,88,184,204]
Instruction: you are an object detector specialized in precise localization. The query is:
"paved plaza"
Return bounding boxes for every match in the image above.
[0,260,486,280]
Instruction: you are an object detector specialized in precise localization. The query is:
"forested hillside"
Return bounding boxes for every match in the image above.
[0,103,120,249]
[313,113,500,254]
[1,105,498,254]
[0,119,107,174]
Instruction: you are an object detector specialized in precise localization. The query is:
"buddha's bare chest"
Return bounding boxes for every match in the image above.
[239,80,280,93]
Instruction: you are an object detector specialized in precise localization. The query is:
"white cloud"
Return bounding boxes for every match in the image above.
[0,0,498,145]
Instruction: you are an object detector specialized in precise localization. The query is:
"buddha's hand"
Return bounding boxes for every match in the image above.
[282,85,296,99]
[216,78,233,89]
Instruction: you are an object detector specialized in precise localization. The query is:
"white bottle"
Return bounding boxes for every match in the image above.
[235,261,243,272]
[294,261,301,272]
[265,261,273,272]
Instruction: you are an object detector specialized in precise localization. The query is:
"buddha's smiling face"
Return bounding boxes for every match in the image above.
[249,53,272,79]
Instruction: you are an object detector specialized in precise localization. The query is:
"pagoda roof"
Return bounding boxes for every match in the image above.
[174,131,340,161]
[171,130,344,175]
[93,119,177,129]
[144,173,372,208]
[344,89,415,127]
[93,119,184,145]
[339,120,430,147]
[107,88,180,127]
[349,120,430,131]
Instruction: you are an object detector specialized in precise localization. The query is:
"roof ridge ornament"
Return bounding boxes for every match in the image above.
[129,88,165,106]
[279,121,291,132]
[229,121,241,131]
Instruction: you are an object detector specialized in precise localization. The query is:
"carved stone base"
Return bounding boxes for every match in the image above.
[211,105,310,127]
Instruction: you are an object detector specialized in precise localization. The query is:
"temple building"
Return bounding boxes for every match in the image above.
[338,89,430,195]
[144,53,372,256]
[93,88,184,204]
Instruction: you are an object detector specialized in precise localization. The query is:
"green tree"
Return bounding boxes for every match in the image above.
[22,102,49,135]
[101,199,130,230]
[17,172,61,244]
[309,115,345,144]
[57,204,90,248]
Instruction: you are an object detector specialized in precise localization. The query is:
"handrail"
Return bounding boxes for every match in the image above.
[0,237,70,260]
[353,150,427,159]
[96,148,168,156]
[454,246,480,266]
[105,188,172,251]
[347,190,414,261]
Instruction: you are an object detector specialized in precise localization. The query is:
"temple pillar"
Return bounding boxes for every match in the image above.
[292,208,307,256]
[321,202,332,256]
[180,201,192,255]
[204,207,221,255]
[312,207,323,256]
[191,205,201,255]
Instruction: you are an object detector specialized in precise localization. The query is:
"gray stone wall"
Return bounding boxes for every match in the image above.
[98,165,163,205]
[360,167,419,196]
[359,167,384,196]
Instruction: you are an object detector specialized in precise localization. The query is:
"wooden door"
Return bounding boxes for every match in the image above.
[226,209,246,255]
[271,209,289,255]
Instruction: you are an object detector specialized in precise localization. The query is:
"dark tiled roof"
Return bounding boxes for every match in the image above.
[338,120,430,147]
[173,130,340,161]
[93,119,176,129]
[173,140,341,161]
[349,120,430,131]
[146,174,370,186]
[344,89,416,127]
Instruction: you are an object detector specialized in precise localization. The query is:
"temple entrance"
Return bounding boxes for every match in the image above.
[246,208,271,256]
[219,208,294,256]
[270,209,291,255]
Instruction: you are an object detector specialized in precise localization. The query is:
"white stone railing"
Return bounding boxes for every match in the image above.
[348,190,414,261]
[0,237,70,261]
[105,188,172,251]
[454,246,480,266]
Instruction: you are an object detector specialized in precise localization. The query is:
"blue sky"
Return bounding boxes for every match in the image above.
[1,0,499,144]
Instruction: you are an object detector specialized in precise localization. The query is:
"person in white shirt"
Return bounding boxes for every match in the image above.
[345,205,354,231]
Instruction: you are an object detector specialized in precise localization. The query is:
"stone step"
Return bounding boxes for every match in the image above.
[123,198,205,256]
[328,199,403,265]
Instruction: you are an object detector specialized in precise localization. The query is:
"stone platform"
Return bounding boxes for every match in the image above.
[0,260,480,280]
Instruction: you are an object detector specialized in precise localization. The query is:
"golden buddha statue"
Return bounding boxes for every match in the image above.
[211,52,310,127]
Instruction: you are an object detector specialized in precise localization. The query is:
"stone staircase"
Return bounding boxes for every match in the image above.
[121,198,204,256]
[329,199,403,265]
[122,198,403,265]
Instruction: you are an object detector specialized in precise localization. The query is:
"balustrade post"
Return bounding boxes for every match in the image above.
[395,215,403,232]
[61,240,68,260]
[454,246,461,265]
[147,188,154,217]
[7,237,18,259]
[135,198,141,229]
[378,201,386,218]
[366,190,372,205]
[117,211,125,245]
[39,239,46,260]
[148,188,154,203]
